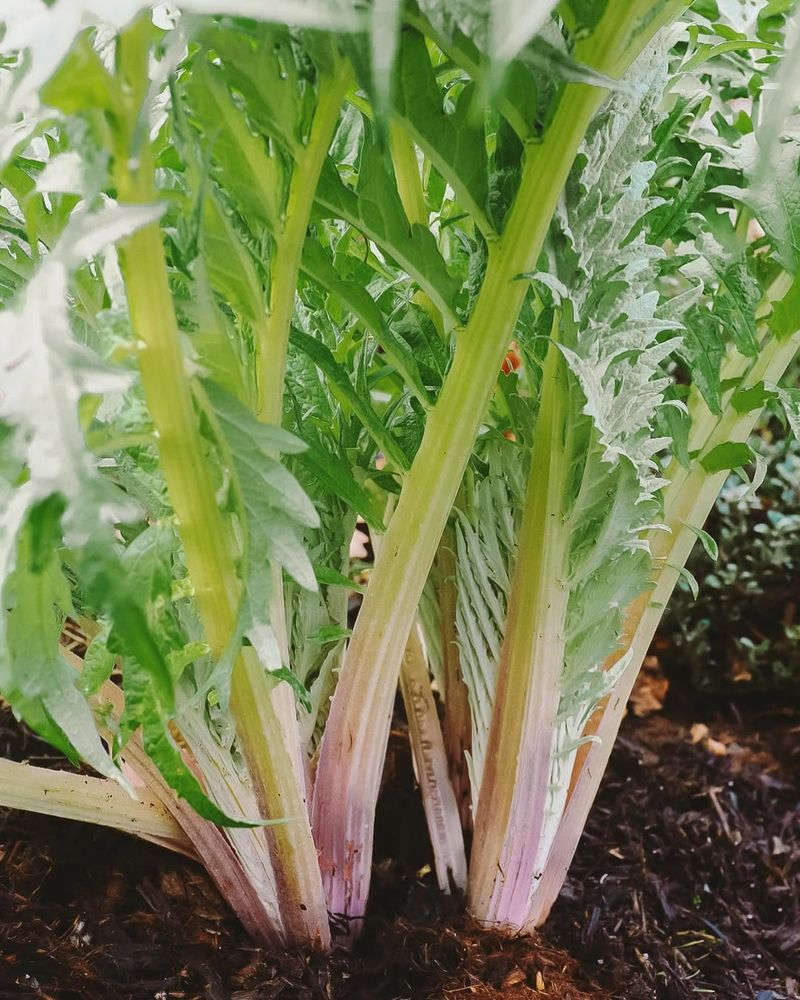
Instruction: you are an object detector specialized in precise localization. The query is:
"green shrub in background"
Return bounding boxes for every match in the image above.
[665,425,800,693]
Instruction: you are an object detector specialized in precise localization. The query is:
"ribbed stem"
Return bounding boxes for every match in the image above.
[311,0,689,931]
[468,336,571,928]
[312,79,604,928]
[389,123,428,229]
[117,211,329,946]
[400,624,468,894]
[113,24,329,947]
[438,532,472,828]
[254,60,351,814]
[0,756,189,848]
[256,62,351,425]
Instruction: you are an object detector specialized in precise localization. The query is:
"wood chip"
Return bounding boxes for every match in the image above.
[503,967,526,987]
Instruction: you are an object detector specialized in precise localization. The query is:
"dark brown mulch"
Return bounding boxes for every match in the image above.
[0,710,603,1000]
[545,702,800,1000]
[1,698,798,999]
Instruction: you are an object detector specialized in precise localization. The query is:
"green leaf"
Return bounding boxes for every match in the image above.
[184,294,250,406]
[735,450,767,501]
[191,21,307,158]
[700,237,761,358]
[731,381,776,414]
[393,29,492,234]
[659,393,691,467]
[290,327,412,470]
[0,242,34,305]
[199,185,267,332]
[562,0,611,32]
[300,239,433,406]
[773,385,800,441]
[183,55,285,236]
[315,151,460,326]
[307,624,352,644]
[677,564,699,600]
[1,504,128,789]
[293,433,387,531]
[678,311,726,415]
[40,34,120,115]
[80,624,116,697]
[266,665,313,713]
[202,380,319,594]
[122,522,175,605]
[681,522,719,562]
[649,153,711,243]
[314,563,365,592]
[700,440,756,473]
[80,550,176,718]
[717,142,800,273]
[518,36,624,92]
[75,544,260,828]
[769,272,800,340]
[202,379,307,456]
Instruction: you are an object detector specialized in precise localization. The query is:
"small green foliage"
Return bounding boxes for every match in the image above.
[203,379,319,594]
[665,429,800,693]
[315,147,461,324]
[701,440,757,473]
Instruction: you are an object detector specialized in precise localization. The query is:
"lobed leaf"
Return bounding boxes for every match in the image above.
[315,149,461,326]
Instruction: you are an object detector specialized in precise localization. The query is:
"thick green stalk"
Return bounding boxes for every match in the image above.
[117,212,328,947]
[112,30,329,941]
[311,73,606,929]
[117,221,238,650]
[311,0,688,930]
[255,64,350,796]
[468,337,571,928]
[438,531,472,828]
[399,623,468,893]
[373,500,467,893]
[467,6,690,926]
[0,756,190,849]
[256,61,351,425]
[389,123,428,230]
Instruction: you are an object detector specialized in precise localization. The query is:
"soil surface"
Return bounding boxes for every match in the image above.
[1,694,798,1000]
[546,697,799,999]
